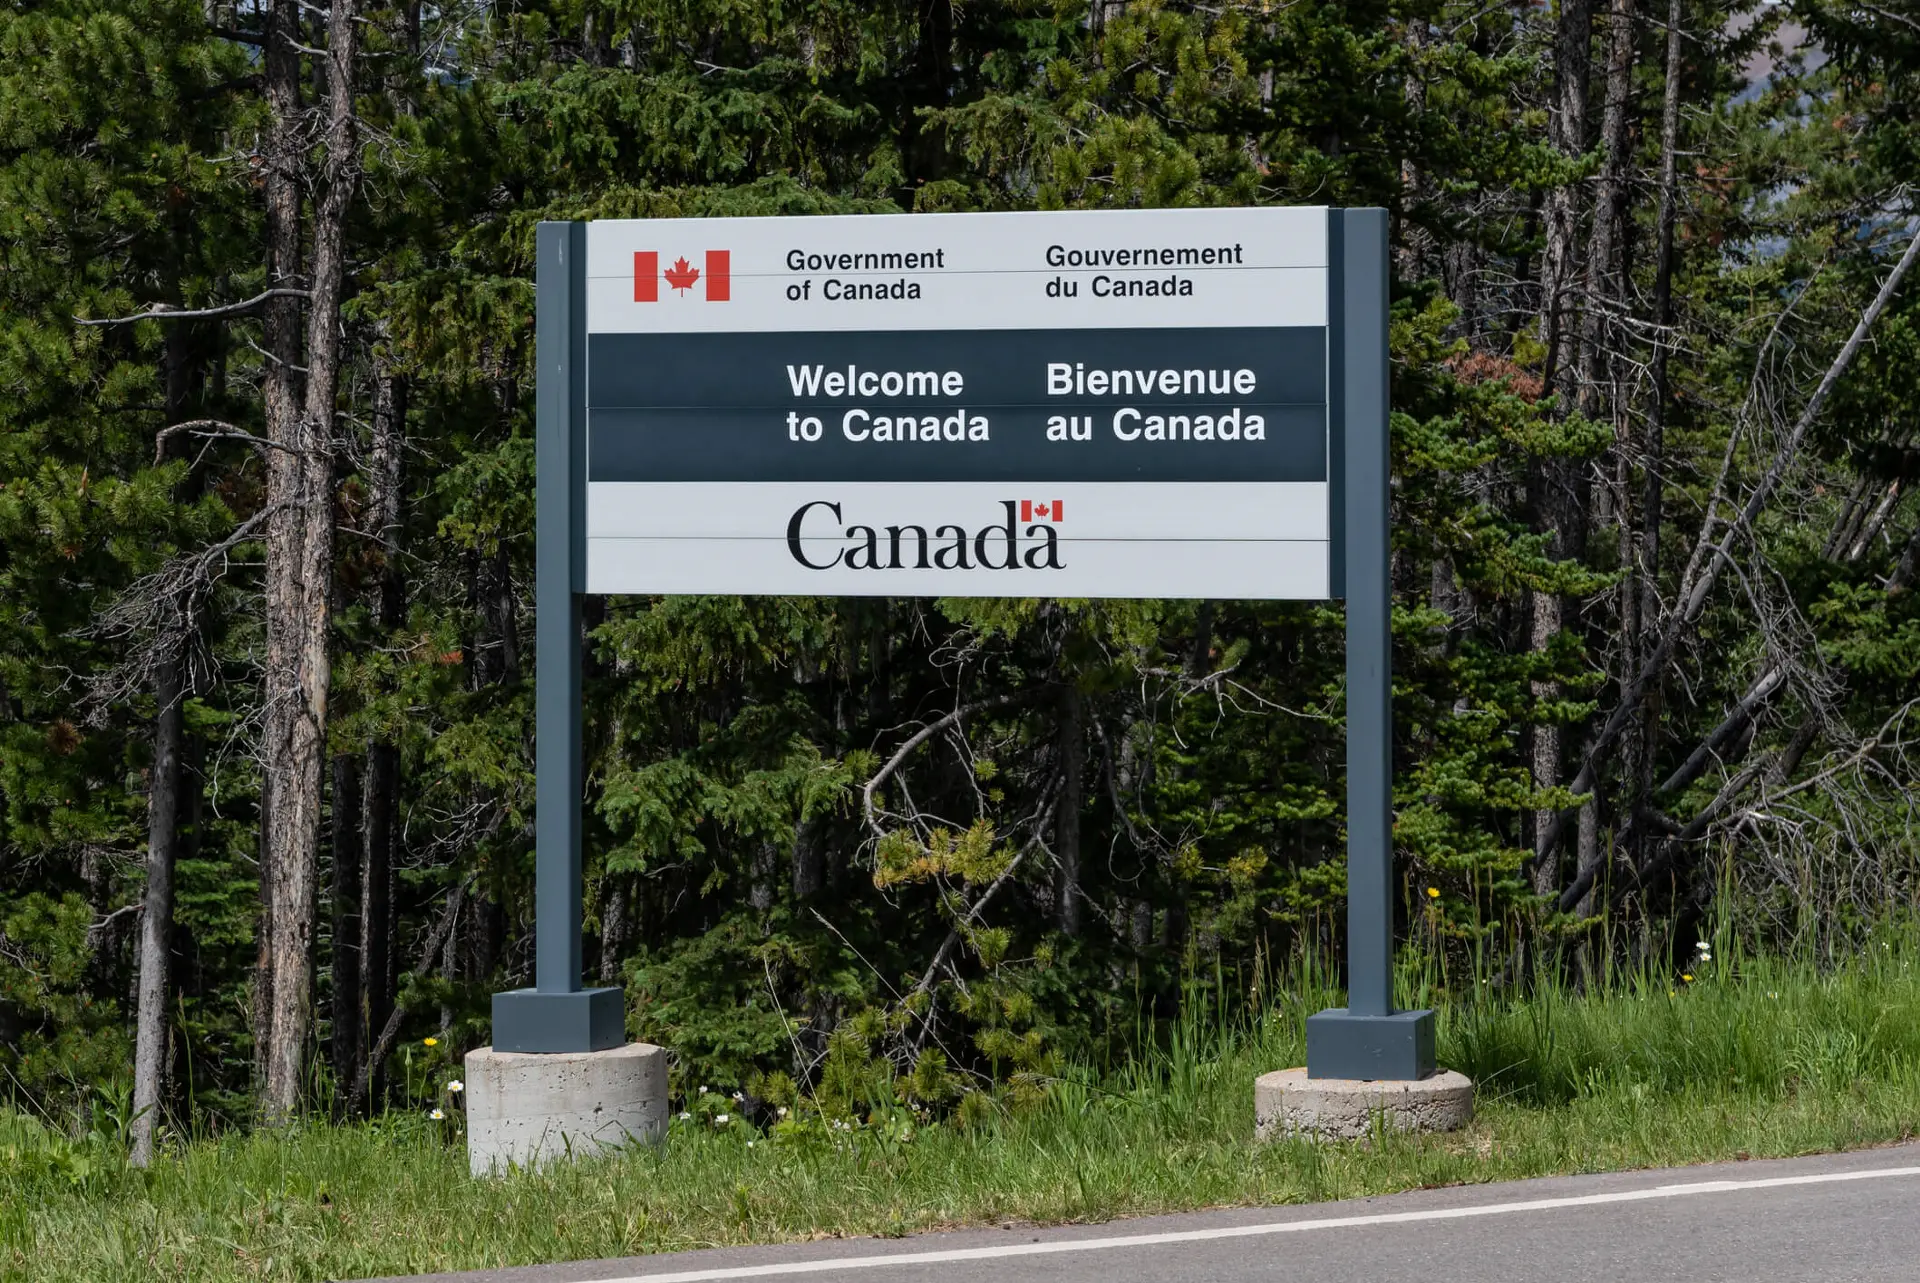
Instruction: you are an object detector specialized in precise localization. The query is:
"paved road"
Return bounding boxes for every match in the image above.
[377,1143,1920,1283]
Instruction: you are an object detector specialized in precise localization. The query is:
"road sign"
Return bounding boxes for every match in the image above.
[493,209,1434,1085]
[581,209,1336,598]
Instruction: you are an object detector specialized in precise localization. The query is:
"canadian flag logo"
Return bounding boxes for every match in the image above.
[634,250,730,302]
[1020,499,1064,523]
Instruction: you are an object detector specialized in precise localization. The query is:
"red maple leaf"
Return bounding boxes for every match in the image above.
[663,256,701,293]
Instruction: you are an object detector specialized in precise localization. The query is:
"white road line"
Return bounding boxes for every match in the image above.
[594,1164,1920,1283]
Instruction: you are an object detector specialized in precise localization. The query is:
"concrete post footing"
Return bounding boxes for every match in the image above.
[1254,1067,1474,1142]
[466,1041,667,1176]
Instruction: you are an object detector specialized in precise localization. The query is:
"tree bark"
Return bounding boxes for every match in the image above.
[1528,589,1565,897]
[360,740,395,1106]
[253,772,275,1088]
[791,816,824,899]
[598,876,629,984]
[1528,0,1593,895]
[1055,687,1085,936]
[1578,0,1637,416]
[258,0,361,1123]
[1577,0,1638,903]
[1629,0,1686,872]
[751,841,778,914]
[131,307,204,1166]
[1538,0,1593,397]
[1398,14,1433,281]
[359,370,405,1111]
[328,752,363,1108]
[130,655,184,1166]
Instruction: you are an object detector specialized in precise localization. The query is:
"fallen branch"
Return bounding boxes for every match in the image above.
[1656,662,1789,797]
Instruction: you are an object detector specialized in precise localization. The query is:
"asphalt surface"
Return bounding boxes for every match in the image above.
[368,1142,1920,1283]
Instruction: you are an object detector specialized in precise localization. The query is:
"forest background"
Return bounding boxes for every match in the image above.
[2,0,1919,1166]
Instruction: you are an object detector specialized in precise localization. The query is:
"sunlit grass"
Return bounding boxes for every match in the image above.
[4,937,1919,1282]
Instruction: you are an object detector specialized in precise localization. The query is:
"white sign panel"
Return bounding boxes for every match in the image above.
[580,207,1336,598]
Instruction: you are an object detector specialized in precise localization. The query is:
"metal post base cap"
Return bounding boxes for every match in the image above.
[491,986,625,1053]
[1305,1007,1436,1081]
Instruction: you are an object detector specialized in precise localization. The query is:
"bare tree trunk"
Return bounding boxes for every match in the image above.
[131,314,203,1166]
[359,371,404,1112]
[254,0,301,1115]
[259,0,361,1123]
[1578,0,1637,415]
[130,655,184,1166]
[360,741,395,1105]
[1528,585,1566,897]
[598,876,628,984]
[1573,790,1605,918]
[1529,0,1593,897]
[1577,0,1638,905]
[1633,0,1686,871]
[1055,687,1085,936]
[253,773,275,1087]
[1398,14,1433,281]
[751,841,778,914]
[1538,0,1593,397]
[790,816,824,899]
[328,753,363,1109]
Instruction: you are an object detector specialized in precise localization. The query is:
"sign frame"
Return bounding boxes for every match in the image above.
[490,211,1434,1083]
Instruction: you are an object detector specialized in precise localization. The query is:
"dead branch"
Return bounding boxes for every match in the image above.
[78,505,281,717]
[77,289,311,326]
[152,419,306,465]
[862,691,1034,838]
[1750,697,1920,808]
[1656,662,1789,797]
[1539,226,1920,862]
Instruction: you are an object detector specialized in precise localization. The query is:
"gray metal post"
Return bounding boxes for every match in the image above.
[1343,207,1393,1021]
[1304,208,1435,1080]
[490,221,624,1053]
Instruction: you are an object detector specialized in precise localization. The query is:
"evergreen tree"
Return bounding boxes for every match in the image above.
[1,0,1917,1127]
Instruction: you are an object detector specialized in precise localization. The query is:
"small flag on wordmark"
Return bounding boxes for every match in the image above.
[1021,500,1063,522]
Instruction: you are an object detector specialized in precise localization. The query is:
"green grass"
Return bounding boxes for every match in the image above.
[6,942,1920,1282]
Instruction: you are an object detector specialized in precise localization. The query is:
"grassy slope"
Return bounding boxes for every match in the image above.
[4,947,1919,1282]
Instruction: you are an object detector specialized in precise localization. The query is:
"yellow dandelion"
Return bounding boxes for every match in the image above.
[423,1037,438,1047]
[1682,973,1694,982]
[1426,887,1440,899]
